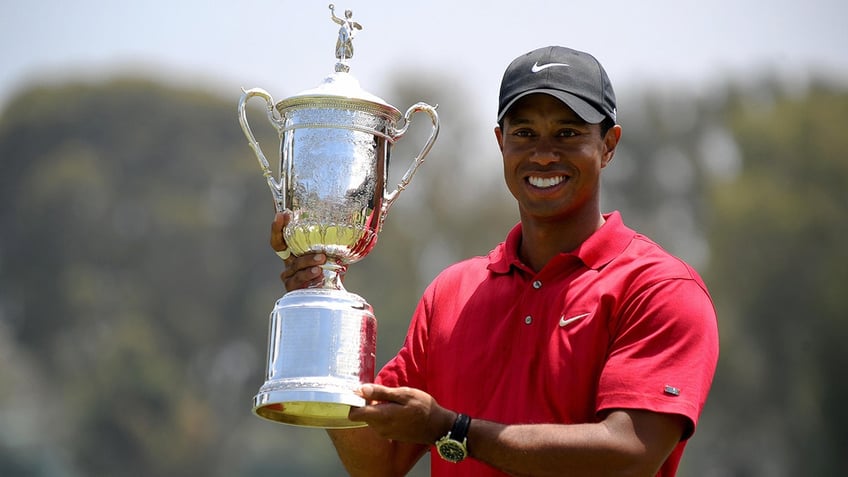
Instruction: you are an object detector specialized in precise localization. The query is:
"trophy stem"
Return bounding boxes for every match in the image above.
[316,256,348,291]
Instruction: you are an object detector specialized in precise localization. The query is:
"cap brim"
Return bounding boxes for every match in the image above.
[497,89,605,124]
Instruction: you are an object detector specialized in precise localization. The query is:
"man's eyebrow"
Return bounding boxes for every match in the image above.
[556,119,589,126]
[507,117,533,125]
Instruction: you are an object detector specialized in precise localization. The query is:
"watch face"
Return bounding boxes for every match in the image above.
[437,440,467,463]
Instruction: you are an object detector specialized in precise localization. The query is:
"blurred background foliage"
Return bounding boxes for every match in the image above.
[0,68,846,477]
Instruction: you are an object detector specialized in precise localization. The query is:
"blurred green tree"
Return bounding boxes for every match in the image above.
[689,80,848,476]
[0,79,292,476]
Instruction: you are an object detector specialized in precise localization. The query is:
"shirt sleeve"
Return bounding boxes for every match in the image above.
[596,277,719,439]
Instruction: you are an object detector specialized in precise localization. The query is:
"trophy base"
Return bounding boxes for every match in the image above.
[253,288,377,429]
[253,387,367,428]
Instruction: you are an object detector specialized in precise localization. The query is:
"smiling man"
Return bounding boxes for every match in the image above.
[272,45,719,477]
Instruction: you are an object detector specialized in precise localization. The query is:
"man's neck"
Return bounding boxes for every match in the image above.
[517,211,605,272]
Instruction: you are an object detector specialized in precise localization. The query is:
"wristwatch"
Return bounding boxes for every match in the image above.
[435,413,471,463]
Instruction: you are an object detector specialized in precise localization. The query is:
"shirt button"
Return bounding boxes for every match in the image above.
[532,280,542,289]
[524,316,533,325]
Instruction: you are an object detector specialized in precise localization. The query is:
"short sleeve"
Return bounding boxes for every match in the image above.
[596,277,719,439]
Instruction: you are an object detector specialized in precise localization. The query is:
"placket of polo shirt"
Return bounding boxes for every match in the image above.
[522,255,584,329]
[522,277,545,326]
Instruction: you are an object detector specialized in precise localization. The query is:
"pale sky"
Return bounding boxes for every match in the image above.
[2,0,846,122]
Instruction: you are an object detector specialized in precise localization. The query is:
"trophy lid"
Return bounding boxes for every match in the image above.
[274,5,401,119]
[276,71,400,118]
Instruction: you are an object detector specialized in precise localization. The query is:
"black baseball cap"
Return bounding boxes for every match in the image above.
[497,46,617,124]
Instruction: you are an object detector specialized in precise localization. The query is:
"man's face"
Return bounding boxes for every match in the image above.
[495,93,620,223]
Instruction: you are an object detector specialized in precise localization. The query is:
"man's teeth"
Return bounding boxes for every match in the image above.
[528,176,565,188]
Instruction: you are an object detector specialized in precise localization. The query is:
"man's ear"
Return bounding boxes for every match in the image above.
[494,125,504,153]
[602,124,622,168]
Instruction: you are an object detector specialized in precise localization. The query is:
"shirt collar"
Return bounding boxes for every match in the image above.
[488,211,635,274]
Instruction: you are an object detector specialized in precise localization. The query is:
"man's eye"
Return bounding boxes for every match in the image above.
[558,129,578,137]
[513,129,534,137]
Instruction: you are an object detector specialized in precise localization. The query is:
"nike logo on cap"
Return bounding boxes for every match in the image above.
[531,61,570,73]
[559,312,590,327]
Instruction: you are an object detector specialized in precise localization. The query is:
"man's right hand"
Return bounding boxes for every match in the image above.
[271,211,327,292]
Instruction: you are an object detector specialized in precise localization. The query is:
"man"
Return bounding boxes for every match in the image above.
[271,46,719,476]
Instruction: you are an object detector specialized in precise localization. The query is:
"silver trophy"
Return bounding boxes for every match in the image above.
[238,5,439,428]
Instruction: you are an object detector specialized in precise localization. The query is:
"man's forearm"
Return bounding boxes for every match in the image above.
[466,410,684,477]
[326,427,427,477]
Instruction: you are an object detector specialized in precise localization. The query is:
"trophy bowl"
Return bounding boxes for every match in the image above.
[238,7,439,428]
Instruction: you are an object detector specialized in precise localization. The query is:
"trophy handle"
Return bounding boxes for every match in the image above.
[383,102,440,215]
[238,87,286,213]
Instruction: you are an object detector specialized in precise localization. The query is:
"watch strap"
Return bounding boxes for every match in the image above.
[450,413,471,443]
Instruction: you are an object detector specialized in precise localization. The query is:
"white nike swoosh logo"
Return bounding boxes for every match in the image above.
[559,312,590,327]
[531,61,570,73]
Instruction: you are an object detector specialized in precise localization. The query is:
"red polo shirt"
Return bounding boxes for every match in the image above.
[377,211,719,476]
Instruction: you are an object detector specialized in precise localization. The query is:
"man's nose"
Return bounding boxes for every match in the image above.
[530,138,559,164]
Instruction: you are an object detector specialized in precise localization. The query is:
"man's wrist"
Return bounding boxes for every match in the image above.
[435,413,471,463]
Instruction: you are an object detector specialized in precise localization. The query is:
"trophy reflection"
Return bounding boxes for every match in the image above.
[238,5,439,428]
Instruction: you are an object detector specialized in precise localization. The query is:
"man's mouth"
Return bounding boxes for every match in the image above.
[527,175,566,188]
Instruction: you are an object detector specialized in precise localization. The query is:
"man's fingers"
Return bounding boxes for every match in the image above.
[280,253,327,292]
[270,210,291,251]
[348,385,400,422]
[357,383,408,403]
[271,211,332,292]
[281,254,326,277]
[280,263,322,283]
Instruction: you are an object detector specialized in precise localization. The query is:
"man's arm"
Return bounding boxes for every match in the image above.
[351,384,686,477]
[467,409,686,477]
[326,427,427,477]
